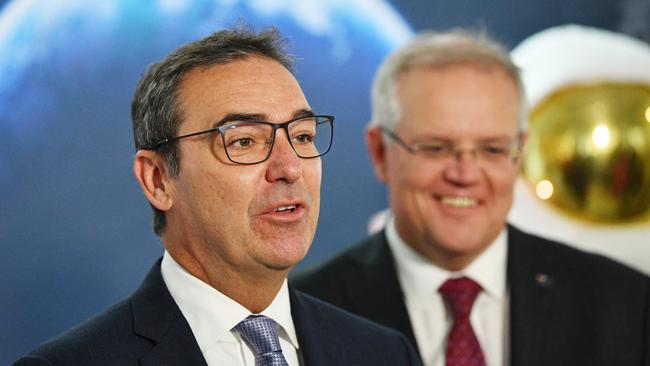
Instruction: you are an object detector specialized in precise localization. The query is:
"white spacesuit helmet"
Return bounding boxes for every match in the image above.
[509,24,650,274]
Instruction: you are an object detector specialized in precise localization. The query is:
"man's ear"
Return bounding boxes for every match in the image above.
[133,150,174,212]
[366,125,389,183]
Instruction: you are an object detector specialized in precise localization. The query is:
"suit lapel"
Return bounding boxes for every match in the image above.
[341,231,420,354]
[507,225,556,366]
[131,259,207,366]
[138,318,209,366]
[290,287,346,366]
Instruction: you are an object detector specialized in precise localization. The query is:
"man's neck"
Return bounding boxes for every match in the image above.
[165,245,288,313]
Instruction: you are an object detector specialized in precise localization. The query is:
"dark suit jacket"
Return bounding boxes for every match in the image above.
[291,225,650,366]
[14,259,421,366]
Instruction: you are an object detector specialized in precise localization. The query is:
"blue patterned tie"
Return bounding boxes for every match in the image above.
[234,315,289,366]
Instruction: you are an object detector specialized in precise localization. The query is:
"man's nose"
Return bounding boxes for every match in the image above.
[265,128,302,183]
[443,148,482,185]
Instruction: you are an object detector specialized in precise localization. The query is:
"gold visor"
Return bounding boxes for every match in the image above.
[523,83,650,223]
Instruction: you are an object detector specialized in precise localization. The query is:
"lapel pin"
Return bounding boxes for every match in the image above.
[535,273,555,288]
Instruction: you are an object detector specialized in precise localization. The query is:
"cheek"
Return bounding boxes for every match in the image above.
[197,180,237,223]
[205,169,260,218]
[392,162,437,193]
[490,171,518,205]
[306,162,322,210]
[388,167,438,218]
[304,158,322,184]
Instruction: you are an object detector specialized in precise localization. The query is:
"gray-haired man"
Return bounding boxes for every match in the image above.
[293,30,650,366]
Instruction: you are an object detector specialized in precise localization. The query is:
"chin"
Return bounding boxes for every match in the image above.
[269,240,310,265]
[435,229,484,252]
[262,252,308,272]
[264,262,297,272]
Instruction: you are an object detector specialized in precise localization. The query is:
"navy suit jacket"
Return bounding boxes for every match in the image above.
[14,259,421,366]
[292,225,650,366]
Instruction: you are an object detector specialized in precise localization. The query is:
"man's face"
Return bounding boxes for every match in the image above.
[369,63,524,270]
[165,56,321,277]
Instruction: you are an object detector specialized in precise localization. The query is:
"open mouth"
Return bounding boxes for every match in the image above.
[274,204,298,213]
[440,196,478,208]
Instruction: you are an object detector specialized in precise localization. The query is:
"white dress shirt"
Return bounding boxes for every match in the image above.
[385,215,509,366]
[160,251,301,366]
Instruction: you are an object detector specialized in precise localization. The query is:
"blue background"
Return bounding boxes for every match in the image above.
[1,0,643,363]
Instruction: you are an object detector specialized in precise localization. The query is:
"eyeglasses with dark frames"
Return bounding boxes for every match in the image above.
[143,115,334,165]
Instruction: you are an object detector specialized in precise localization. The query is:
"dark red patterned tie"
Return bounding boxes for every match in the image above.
[439,277,486,366]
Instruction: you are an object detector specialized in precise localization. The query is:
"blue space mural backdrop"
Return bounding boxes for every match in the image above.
[1,0,643,362]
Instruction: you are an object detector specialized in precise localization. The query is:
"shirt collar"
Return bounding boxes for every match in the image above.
[385,214,507,301]
[160,251,300,351]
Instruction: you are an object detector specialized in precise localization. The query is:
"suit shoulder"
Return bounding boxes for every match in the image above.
[17,298,150,365]
[293,291,421,365]
[511,225,650,286]
[13,355,54,366]
[297,290,395,333]
[291,233,382,287]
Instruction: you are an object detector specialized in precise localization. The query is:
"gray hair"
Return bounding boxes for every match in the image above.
[370,29,527,132]
[131,27,294,236]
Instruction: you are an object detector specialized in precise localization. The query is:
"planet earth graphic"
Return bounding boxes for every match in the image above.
[0,0,412,362]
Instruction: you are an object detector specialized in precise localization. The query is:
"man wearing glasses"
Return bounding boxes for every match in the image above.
[293,30,650,365]
[14,28,421,366]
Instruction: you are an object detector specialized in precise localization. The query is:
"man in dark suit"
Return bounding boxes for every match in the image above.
[14,27,421,366]
[292,30,650,366]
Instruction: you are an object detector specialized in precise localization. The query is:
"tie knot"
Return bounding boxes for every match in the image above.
[234,315,283,356]
[439,277,482,320]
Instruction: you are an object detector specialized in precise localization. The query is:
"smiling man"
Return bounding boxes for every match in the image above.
[292,30,650,366]
[14,28,421,366]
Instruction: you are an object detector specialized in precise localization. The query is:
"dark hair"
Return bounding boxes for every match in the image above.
[131,27,294,236]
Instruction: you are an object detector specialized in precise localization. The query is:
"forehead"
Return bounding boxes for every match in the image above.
[396,63,520,139]
[177,56,309,129]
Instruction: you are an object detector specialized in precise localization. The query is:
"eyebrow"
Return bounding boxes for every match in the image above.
[214,109,315,127]
[293,108,315,119]
[214,113,265,127]
[409,133,518,142]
